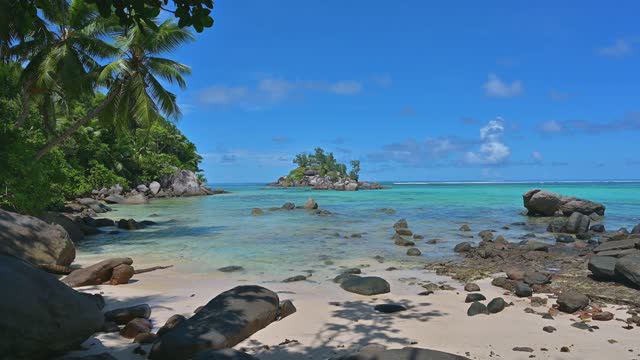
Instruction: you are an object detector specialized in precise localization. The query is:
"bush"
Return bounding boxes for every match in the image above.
[287,167,306,181]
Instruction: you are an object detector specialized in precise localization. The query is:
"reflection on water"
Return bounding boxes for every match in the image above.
[76,182,640,276]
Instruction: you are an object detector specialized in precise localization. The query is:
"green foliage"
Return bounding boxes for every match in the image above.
[288,147,362,181]
[0,62,203,214]
[287,167,306,182]
[349,160,361,181]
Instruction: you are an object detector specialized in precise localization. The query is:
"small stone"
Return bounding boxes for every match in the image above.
[513,347,534,353]
[218,265,244,273]
[487,297,507,314]
[560,346,570,353]
[592,311,614,321]
[120,318,152,339]
[467,301,488,316]
[278,300,297,319]
[515,282,533,297]
[283,275,307,283]
[459,224,471,232]
[542,326,556,333]
[406,248,421,256]
[465,293,487,303]
[464,283,480,292]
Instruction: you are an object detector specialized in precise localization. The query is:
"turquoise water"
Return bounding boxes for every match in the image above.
[77,182,640,276]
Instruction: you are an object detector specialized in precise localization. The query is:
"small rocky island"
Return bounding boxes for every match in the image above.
[270,147,383,191]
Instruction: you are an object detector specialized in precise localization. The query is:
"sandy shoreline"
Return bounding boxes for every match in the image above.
[62,256,640,360]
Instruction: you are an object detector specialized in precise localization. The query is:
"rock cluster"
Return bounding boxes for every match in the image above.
[271,172,383,191]
[523,189,605,217]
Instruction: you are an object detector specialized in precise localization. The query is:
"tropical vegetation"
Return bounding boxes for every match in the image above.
[0,0,204,214]
[289,147,361,181]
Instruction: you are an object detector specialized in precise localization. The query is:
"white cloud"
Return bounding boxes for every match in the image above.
[199,86,249,105]
[538,120,564,133]
[598,39,633,57]
[484,73,523,98]
[464,118,511,165]
[328,80,362,95]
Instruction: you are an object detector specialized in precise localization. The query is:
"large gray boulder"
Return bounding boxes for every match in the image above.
[588,256,617,280]
[149,285,279,360]
[62,258,133,287]
[523,190,563,216]
[615,255,640,288]
[161,169,205,196]
[337,347,470,360]
[523,189,605,217]
[0,255,104,359]
[0,209,75,266]
[149,181,161,195]
[40,212,85,243]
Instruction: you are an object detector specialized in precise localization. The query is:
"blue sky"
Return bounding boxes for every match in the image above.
[166,1,640,183]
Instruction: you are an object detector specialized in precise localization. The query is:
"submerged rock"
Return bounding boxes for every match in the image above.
[149,286,279,360]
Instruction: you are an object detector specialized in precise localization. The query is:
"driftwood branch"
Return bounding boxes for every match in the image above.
[134,265,173,274]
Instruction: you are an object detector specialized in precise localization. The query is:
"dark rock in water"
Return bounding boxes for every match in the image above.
[560,199,606,217]
[304,198,318,210]
[0,208,76,267]
[92,218,116,227]
[520,232,536,240]
[564,212,591,234]
[337,347,471,360]
[557,292,589,313]
[413,234,424,240]
[478,230,494,241]
[62,257,133,287]
[281,202,295,210]
[157,314,187,337]
[393,234,415,247]
[591,224,605,233]
[467,301,488,316]
[614,255,640,288]
[396,228,413,236]
[465,293,486,303]
[219,266,244,273]
[588,256,617,280]
[459,224,471,232]
[393,219,408,230]
[333,273,359,284]
[278,300,297,320]
[464,283,480,292]
[117,218,144,230]
[104,304,151,325]
[341,268,362,275]
[454,242,473,253]
[487,297,507,313]
[340,276,390,296]
[251,208,264,216]
[149,286,279,360]
[514,282,533,297]
[283,275,307,283]
[523,271,551,286]
[555,234,575,243]
[547,217,568,233]
[139,220,157,226]
[406,247,421,256]
[0,255,104,359]
[374,304,407,313]
[192,349,258,360]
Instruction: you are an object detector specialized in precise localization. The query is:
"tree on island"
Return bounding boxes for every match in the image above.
[290,147,360,181]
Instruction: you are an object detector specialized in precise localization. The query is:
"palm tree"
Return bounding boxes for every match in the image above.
[13,0,118,128]
[35,19,193,159]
